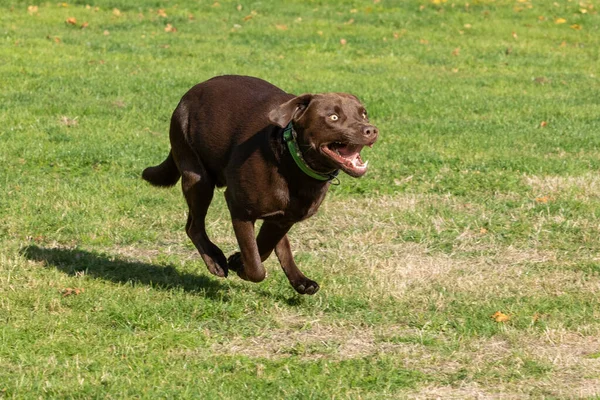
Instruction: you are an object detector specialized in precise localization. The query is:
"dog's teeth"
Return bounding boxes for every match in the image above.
[364,160,369,168]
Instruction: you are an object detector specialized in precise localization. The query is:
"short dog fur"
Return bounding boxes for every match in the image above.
[142,75,378,294]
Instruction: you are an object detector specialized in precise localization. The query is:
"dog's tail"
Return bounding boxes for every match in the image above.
[142,151,180,187]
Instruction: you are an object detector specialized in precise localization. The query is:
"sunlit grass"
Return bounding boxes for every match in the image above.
[1,0,599,397]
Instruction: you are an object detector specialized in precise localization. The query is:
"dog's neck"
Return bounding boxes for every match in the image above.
[282,123,339,182]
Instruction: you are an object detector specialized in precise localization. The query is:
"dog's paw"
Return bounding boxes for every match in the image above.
[227,252,268,282]
[201,252,228,278]
[206,260,228,278]
[227,252,242,271]
[227,252,249,280]
[293,279,320,295]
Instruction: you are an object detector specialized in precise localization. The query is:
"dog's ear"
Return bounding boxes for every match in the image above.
[268,94,313,128]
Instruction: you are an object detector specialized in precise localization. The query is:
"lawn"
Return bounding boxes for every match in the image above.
[1,0,600,397]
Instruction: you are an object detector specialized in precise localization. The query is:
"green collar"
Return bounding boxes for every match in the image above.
[282,123,339,181]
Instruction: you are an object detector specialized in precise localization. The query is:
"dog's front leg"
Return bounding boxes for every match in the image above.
[274,235,320,295]
[254,221,319,295]
[228,219,266,283]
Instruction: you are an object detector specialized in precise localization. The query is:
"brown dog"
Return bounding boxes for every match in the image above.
[142,75,378,294]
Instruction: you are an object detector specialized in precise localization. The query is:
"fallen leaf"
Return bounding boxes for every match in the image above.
[394,176,413,186]
[534,76,550,84]
[61,288,84,297]
[535,196,549,203]
[112,8,121,17]
[540,121,548,128]
[236,4,242,11]
[419,38,429,44]
[59,116,78,126]
[340,38,347,45]
[345,18,355,25]
[512,31,518,39]
[66,17,77,25]
[452,47,460,56]
[480,227,488,234]
[103,30,110,35]
[538,15,546,21]
[243,10,257,21]
[27,5,38,14]
[580,8,588,14]
[431,0,447,4]
[80,21,89,29]
[491,311,510,322]
[157,9,167,17]
[464,23,472,29]
[350,8,358,13]
[570,24,582,30]
[275,24,288,31]
[164,24,177,32]
[60,2,68,7]
[47,35,61,43]
[555,17,567,24]
[212,2,221,7]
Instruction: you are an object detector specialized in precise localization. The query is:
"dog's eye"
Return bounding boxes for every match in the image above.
[329,114,339,121]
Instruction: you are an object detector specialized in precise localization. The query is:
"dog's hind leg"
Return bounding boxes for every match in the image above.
[170,123,228,278]
[169,103,228,278]
[179,164,229,278]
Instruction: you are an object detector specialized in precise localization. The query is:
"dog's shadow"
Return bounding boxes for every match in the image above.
[21,245,232,301]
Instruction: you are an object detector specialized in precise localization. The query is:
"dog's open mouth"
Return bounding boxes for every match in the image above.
[321,142,369,177]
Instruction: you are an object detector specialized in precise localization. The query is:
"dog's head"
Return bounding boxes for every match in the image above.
[269,93,378,178]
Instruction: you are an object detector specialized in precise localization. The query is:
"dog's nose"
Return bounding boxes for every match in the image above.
[363,125,378,137]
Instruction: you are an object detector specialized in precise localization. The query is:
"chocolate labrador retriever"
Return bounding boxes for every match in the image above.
[142,75,378,294]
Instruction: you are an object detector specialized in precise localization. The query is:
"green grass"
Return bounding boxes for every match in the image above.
[2,0,600,397]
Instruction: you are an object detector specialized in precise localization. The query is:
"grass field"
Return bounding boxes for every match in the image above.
[2,0,600,397]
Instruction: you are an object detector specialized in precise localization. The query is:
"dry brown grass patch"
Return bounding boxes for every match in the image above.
[524,173,600,200]
[207,322,425,361]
